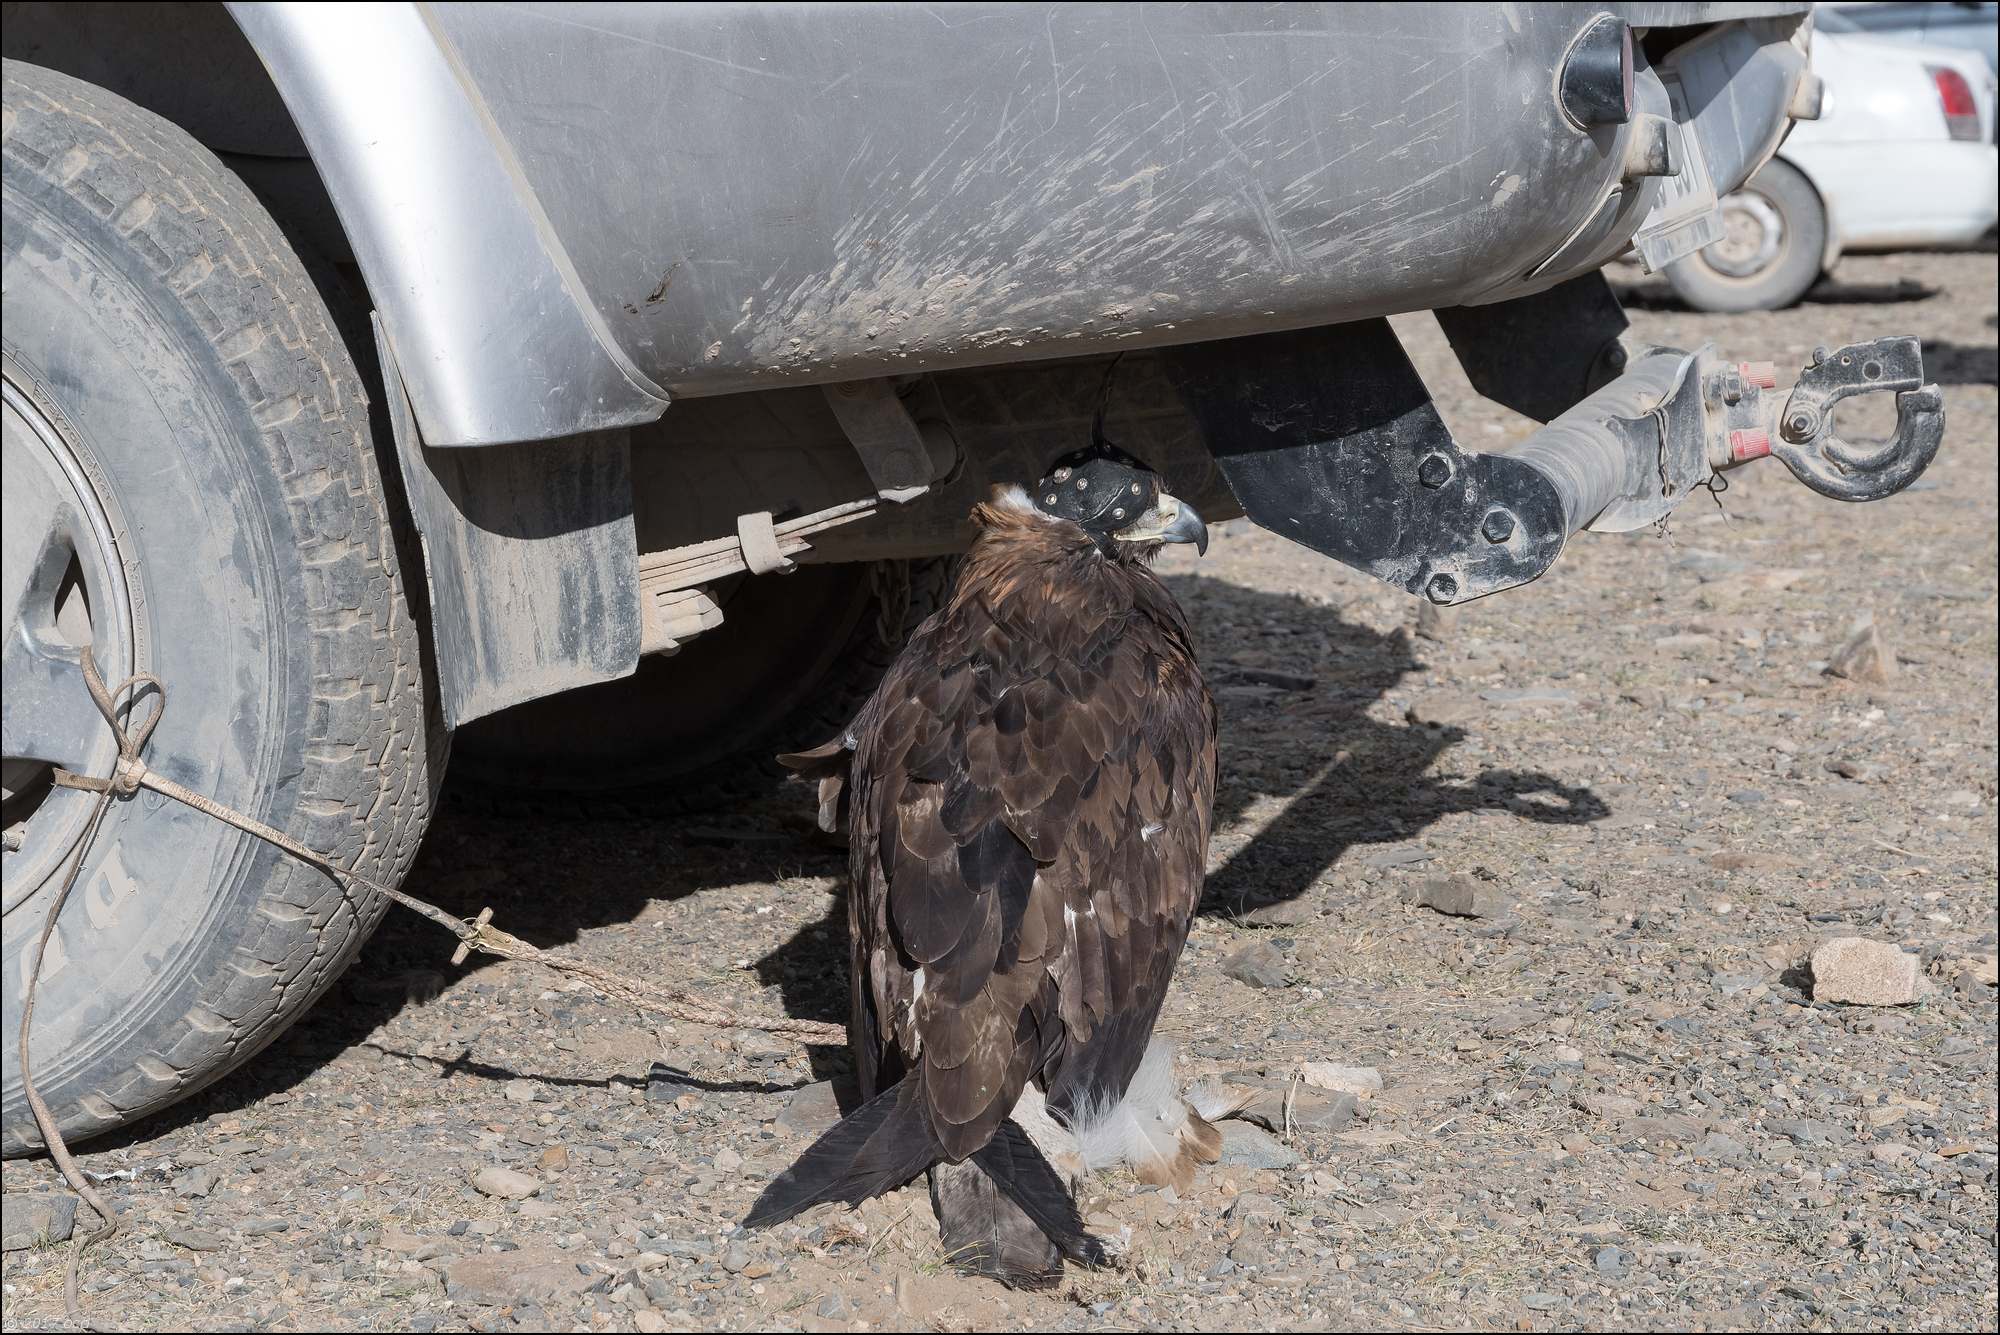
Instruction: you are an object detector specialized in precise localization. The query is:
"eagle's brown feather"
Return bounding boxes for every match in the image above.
[752,487,1216,1283]
[839,495,1214,1157]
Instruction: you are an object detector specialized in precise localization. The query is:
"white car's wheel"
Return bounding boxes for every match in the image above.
[1665,159,1828,313]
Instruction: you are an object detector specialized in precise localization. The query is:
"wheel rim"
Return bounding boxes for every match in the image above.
[1701,190,1785,279]
[1,366,137,913]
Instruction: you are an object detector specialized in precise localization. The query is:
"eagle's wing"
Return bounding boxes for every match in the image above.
[849,583,1215,1161]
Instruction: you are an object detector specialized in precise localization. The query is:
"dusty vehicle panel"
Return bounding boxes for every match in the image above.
[239,2,1817,445]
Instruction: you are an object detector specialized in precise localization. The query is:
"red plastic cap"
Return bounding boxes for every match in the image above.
[1738,361,1778,390]
[1730,428,1771,462]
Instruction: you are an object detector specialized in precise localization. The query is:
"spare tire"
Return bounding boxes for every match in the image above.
[1,61,438,1154]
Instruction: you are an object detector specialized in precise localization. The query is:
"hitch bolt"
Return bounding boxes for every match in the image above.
[1481,510,1516,543]
[1784,409,1817,440]
[1417,454,1453,489]
[1729,428,1771,462]
[1738,360,1778,389]
[1425,573,1459,604]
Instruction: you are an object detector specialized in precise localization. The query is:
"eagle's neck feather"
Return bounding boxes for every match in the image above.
[956,490,1187,645]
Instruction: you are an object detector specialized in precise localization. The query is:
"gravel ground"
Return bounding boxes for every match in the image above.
[3,250,1995,1333]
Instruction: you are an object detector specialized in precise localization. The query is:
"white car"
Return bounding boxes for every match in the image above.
[1668,16,1999,310]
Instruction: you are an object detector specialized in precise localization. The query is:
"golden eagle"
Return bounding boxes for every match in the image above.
[747,445,1218,1286]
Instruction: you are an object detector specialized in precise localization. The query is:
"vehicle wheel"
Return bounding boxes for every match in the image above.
[1664,158,1827,312]
[452,557,953,814]
[1,61,438,1154]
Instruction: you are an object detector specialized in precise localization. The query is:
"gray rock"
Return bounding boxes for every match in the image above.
[1769,1118,1842,1148]
[1480,1008,1544,1039]
[239,1217,291,1236]
[1522,1292,1569,1311]
[776,1081,846,1136]
[501,1079,540,1103]
[1361,846,1434,869]
[1825,612,1896,684]
[1216,1122,1298,1170]
[720,1240,752,1274]
[1240,1086,1357,1135]
[1226,1234,1272,1270]
[1234,667,1316,691]
[1221,941,1288,989]
[1,1194,77,1251]
[172,1165,217,1199]
[816,1292,851,1319]
[1479,687,1577,707]
[1595,1246,1631,1278]
[646,1063,699,1101]
[1406,692,1480,727]
[1417,875,1508,919]
[444,1247,604,1307]
[164,1228,226,1252]
[471,1166,542,1200]
[1298,1064,1381,1098]
[1225,1192,1283,1220]
[1235,895,1314,927]
[1811,938,1927,1006]
[731,1030,792,1064]
[1825,757,1887,783]
[1414,601,1457,643]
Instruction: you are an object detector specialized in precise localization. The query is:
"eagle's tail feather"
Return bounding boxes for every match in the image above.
[747,1080,1111,1284]
[743,1077,936,1228]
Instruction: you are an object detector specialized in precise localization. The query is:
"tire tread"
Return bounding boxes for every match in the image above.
[1,59,434,1153]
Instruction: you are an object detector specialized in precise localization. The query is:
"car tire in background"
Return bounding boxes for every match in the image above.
[1,61,439,1154]
[1665,158,1829,312]
[452,556,954,816]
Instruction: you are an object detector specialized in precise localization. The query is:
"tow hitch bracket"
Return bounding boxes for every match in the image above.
[1165,322,1943,606]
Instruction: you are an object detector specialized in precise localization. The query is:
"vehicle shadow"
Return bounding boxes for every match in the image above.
[1919,339,1999,385]
[86,572,1609,1148]
[1611,275,1941,310]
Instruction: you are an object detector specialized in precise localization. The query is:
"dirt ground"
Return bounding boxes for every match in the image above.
[3,250,1996,1334]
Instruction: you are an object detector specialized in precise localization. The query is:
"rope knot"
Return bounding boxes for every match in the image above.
[109,755,148,797]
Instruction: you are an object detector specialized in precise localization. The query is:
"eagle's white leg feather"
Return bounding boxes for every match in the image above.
[1065,1037,1223,1193]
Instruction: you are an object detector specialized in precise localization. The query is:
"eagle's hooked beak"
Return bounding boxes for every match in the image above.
[1114,491,1209,555]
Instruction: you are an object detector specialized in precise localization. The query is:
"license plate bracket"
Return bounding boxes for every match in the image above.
[1632,74,1725,272]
